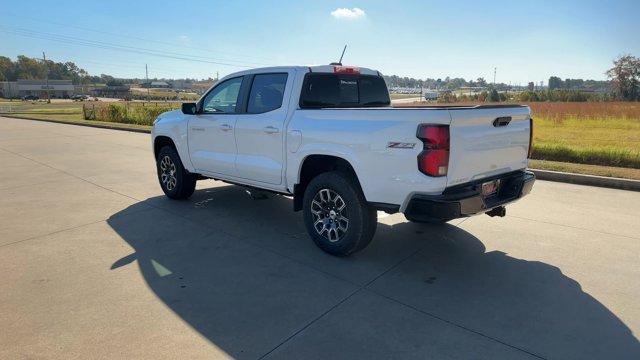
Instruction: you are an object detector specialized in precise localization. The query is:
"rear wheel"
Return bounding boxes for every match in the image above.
[156,146,196,199]
[303,172,377,256]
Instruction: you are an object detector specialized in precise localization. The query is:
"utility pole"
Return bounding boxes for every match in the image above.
[493,67,497,86]
[145,64,150,102]
[43,52,50,103]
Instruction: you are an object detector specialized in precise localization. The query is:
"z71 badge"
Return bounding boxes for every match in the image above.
[387,142,416,149]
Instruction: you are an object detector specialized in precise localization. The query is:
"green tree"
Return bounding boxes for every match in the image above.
[548,76,563,90]
[15,55,45,79]
[488,88,500,102]
[0,56,13,81]
[606,54,640,101]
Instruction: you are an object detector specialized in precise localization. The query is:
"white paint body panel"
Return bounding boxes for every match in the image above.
[188,113,238,177]
[447,107,530,187]
[152,66,531,212]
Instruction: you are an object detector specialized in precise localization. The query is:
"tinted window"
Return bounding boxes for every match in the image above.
[300,73,390,108]
[359,76,391,106]
[202,77,243,113]
[247,73,288,113]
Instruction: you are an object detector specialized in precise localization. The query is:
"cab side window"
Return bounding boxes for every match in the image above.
[202,77,243,113]
[247,73,288,114]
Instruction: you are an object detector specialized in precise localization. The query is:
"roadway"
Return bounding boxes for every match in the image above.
[1,116,638,359]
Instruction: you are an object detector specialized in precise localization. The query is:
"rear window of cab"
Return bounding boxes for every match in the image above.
[299,73,390,108]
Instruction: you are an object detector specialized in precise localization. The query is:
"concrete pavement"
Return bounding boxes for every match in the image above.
[0,116,638,359]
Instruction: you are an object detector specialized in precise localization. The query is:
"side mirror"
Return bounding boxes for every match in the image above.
[181,102,197,115]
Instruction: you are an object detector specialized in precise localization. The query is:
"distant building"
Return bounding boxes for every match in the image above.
[140,81,172,89]
[171,79,193,90]
[91,85,131,99]
[0,82,19,98]
[0,79,74,98]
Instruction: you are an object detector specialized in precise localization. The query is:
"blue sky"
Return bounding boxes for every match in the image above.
[1,0,638,84]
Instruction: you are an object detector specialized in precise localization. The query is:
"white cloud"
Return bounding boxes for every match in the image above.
[330,7,366,20]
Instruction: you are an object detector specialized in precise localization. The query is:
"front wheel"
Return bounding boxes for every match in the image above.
[156,146,196,199]
[303,172,377,256]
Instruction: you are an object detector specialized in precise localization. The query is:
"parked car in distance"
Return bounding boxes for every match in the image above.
[152,64,535,256]
[71,94,89,101]
[21,95,39,101]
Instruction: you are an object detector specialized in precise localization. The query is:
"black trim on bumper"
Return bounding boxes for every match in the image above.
[404,170,535,221]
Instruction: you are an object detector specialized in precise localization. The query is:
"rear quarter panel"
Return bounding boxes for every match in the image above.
[286,108,451,206]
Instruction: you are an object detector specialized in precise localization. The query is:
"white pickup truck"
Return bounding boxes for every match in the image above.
[152,65,535,256]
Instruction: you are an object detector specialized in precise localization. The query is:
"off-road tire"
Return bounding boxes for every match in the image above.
[303,171,377,256]
[156,146,197,199]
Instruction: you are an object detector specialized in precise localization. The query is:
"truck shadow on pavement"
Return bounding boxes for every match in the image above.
[107,184,639,359]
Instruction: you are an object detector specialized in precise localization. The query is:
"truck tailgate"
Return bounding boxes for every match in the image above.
[446,106,531,187]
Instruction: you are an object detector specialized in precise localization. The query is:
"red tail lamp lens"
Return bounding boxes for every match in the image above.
[417,124,450,177]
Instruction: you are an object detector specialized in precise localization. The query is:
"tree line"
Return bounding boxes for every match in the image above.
[0,55,210,87]
[384,75,494,90]
[547,77,609,91]
[2,54,638,101]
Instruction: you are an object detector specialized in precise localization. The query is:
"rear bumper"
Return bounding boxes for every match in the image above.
[404,170,535,221]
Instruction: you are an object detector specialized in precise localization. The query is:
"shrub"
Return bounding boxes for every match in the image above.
[86,102,179,125]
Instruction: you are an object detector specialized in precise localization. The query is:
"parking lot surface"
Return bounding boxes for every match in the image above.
[1,116,639,359]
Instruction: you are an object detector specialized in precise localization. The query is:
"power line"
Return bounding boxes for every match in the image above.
[0,26,277,68]
[71,58,203,78]
[0,26,273,67]
[5,12,278,63]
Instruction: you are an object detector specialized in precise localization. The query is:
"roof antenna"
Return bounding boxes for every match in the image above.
[330,45,347,66]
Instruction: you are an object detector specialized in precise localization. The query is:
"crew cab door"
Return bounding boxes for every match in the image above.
[234,72,291,185]
[188,76,245,177]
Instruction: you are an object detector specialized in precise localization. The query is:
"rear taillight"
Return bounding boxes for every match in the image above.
[528,118,534,158]
[417,124,450,177]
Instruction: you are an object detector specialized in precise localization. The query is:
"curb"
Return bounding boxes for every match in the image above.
[530,169,640,192]
[1,115,151,134]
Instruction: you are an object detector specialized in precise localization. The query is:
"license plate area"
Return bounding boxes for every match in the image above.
[481,179,501,197]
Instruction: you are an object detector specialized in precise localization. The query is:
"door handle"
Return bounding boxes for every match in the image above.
[220,123,233,131]
[263,126,280,134]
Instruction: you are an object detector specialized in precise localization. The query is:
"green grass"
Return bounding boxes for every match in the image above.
[0,101,84,121]
[529,159,640,180]
[532,116,640,168]
[0,100,181,125]
[1,113,152,132]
